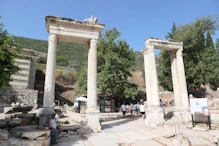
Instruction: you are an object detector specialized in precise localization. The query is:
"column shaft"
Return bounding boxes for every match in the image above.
[176,49,189,107]
[143,46,159,107]
[87,39,98,110]
[170,52,181,106]
[43,34,57,108]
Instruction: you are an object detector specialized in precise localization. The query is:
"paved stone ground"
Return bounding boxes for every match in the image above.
[56,113,218,146]
[57,116,175,146]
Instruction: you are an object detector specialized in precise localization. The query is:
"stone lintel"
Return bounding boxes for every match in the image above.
[45,15,105,44]
[145,38,183,51]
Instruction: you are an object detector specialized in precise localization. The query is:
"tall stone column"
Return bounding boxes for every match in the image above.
[176,49,189,107]
[143,46,164,126]
[170,51,181,107]
[86,39,101,131]
[43,34,57,113]
[176,48,190,123]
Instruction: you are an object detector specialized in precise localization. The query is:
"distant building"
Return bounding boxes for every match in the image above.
[8,48,47,89]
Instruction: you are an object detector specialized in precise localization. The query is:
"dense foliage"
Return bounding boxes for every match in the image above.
[77,28,138,99]
[158,16,219,91]
[0,18,20,88]
[13,36,88,70]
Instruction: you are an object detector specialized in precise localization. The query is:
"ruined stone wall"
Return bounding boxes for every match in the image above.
[0,87,38,109]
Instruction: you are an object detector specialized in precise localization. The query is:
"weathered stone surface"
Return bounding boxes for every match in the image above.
[9,137,50,146]
[58,125,80,131]
[22,130,50,140]
[188,137,214,146]
[15,113,36,118]
[0,139,9,146]
[153,137,173,146]
[0,120,8,127]
[10,125,38,137]
[9,119,22,127]
[0,129,9,140]
[3,107,13,114]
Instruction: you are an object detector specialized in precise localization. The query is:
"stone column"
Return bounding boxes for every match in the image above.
[176,48,190,123]
[143,46,164,126]
[176,49,189,107]
[43,34,57,113]
[86,39,101,131]
[170,51,181,107]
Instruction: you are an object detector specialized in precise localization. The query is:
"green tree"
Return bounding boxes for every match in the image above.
[77,28,138,99]
[216,38,219,53]
[158,16,219,91]
[0,18,19,88]
[201,32,219,88]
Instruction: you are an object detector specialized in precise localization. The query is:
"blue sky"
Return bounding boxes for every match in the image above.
[1,0,219,52]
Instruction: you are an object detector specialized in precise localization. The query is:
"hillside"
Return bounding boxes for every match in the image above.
[13,36,88,70]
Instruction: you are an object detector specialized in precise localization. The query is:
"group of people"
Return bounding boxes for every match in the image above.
[120,99,166,119]
[120,101,146,118]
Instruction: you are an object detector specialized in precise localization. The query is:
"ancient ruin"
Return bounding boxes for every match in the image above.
[41,16,105,131]
[142,38,189,126]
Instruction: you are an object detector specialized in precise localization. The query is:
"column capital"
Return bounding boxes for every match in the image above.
[169,51,177,59]
[90,39,98,47]
[48,34,57,43]
[176,48,183,56]
[142,46,154,55]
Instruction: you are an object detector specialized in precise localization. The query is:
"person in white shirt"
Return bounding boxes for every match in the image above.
[160,99,166,119]
[121,103,126,116]
[130,102,133,115]
[139,103,145,119]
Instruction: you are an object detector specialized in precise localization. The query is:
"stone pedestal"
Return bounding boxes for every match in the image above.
[38,107,54,128]
[173,106,190,124]
[145,107,165,126]
[86,109,101,132]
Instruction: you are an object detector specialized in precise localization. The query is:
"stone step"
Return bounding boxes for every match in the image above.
[11,74,29,81]
[9,81,28,87]
[17,70,29,75]
[14,63,30,70]
[15,58,30,64]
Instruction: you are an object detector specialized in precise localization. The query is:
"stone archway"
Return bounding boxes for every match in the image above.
[142,38,189,126]
[42,16,104,131]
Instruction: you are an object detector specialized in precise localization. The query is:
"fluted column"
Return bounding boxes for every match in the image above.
[170,51,181,107]
[43,34,57,111]
[86,39,101,131]
[176,48,189,107]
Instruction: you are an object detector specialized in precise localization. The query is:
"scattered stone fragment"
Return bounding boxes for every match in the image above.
[22,130,50,140]
[0,129,9,140]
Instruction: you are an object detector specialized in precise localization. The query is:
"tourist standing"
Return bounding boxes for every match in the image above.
[136,102,140,115]
[139,103,145,119]
[160,99,166,119]
[121,103,126,117]
[130,102,133,115]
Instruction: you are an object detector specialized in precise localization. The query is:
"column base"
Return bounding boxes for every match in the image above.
[38,107,55,128]
[145,106,165,126]
[86,109,101,132]
[173,106,190,123]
